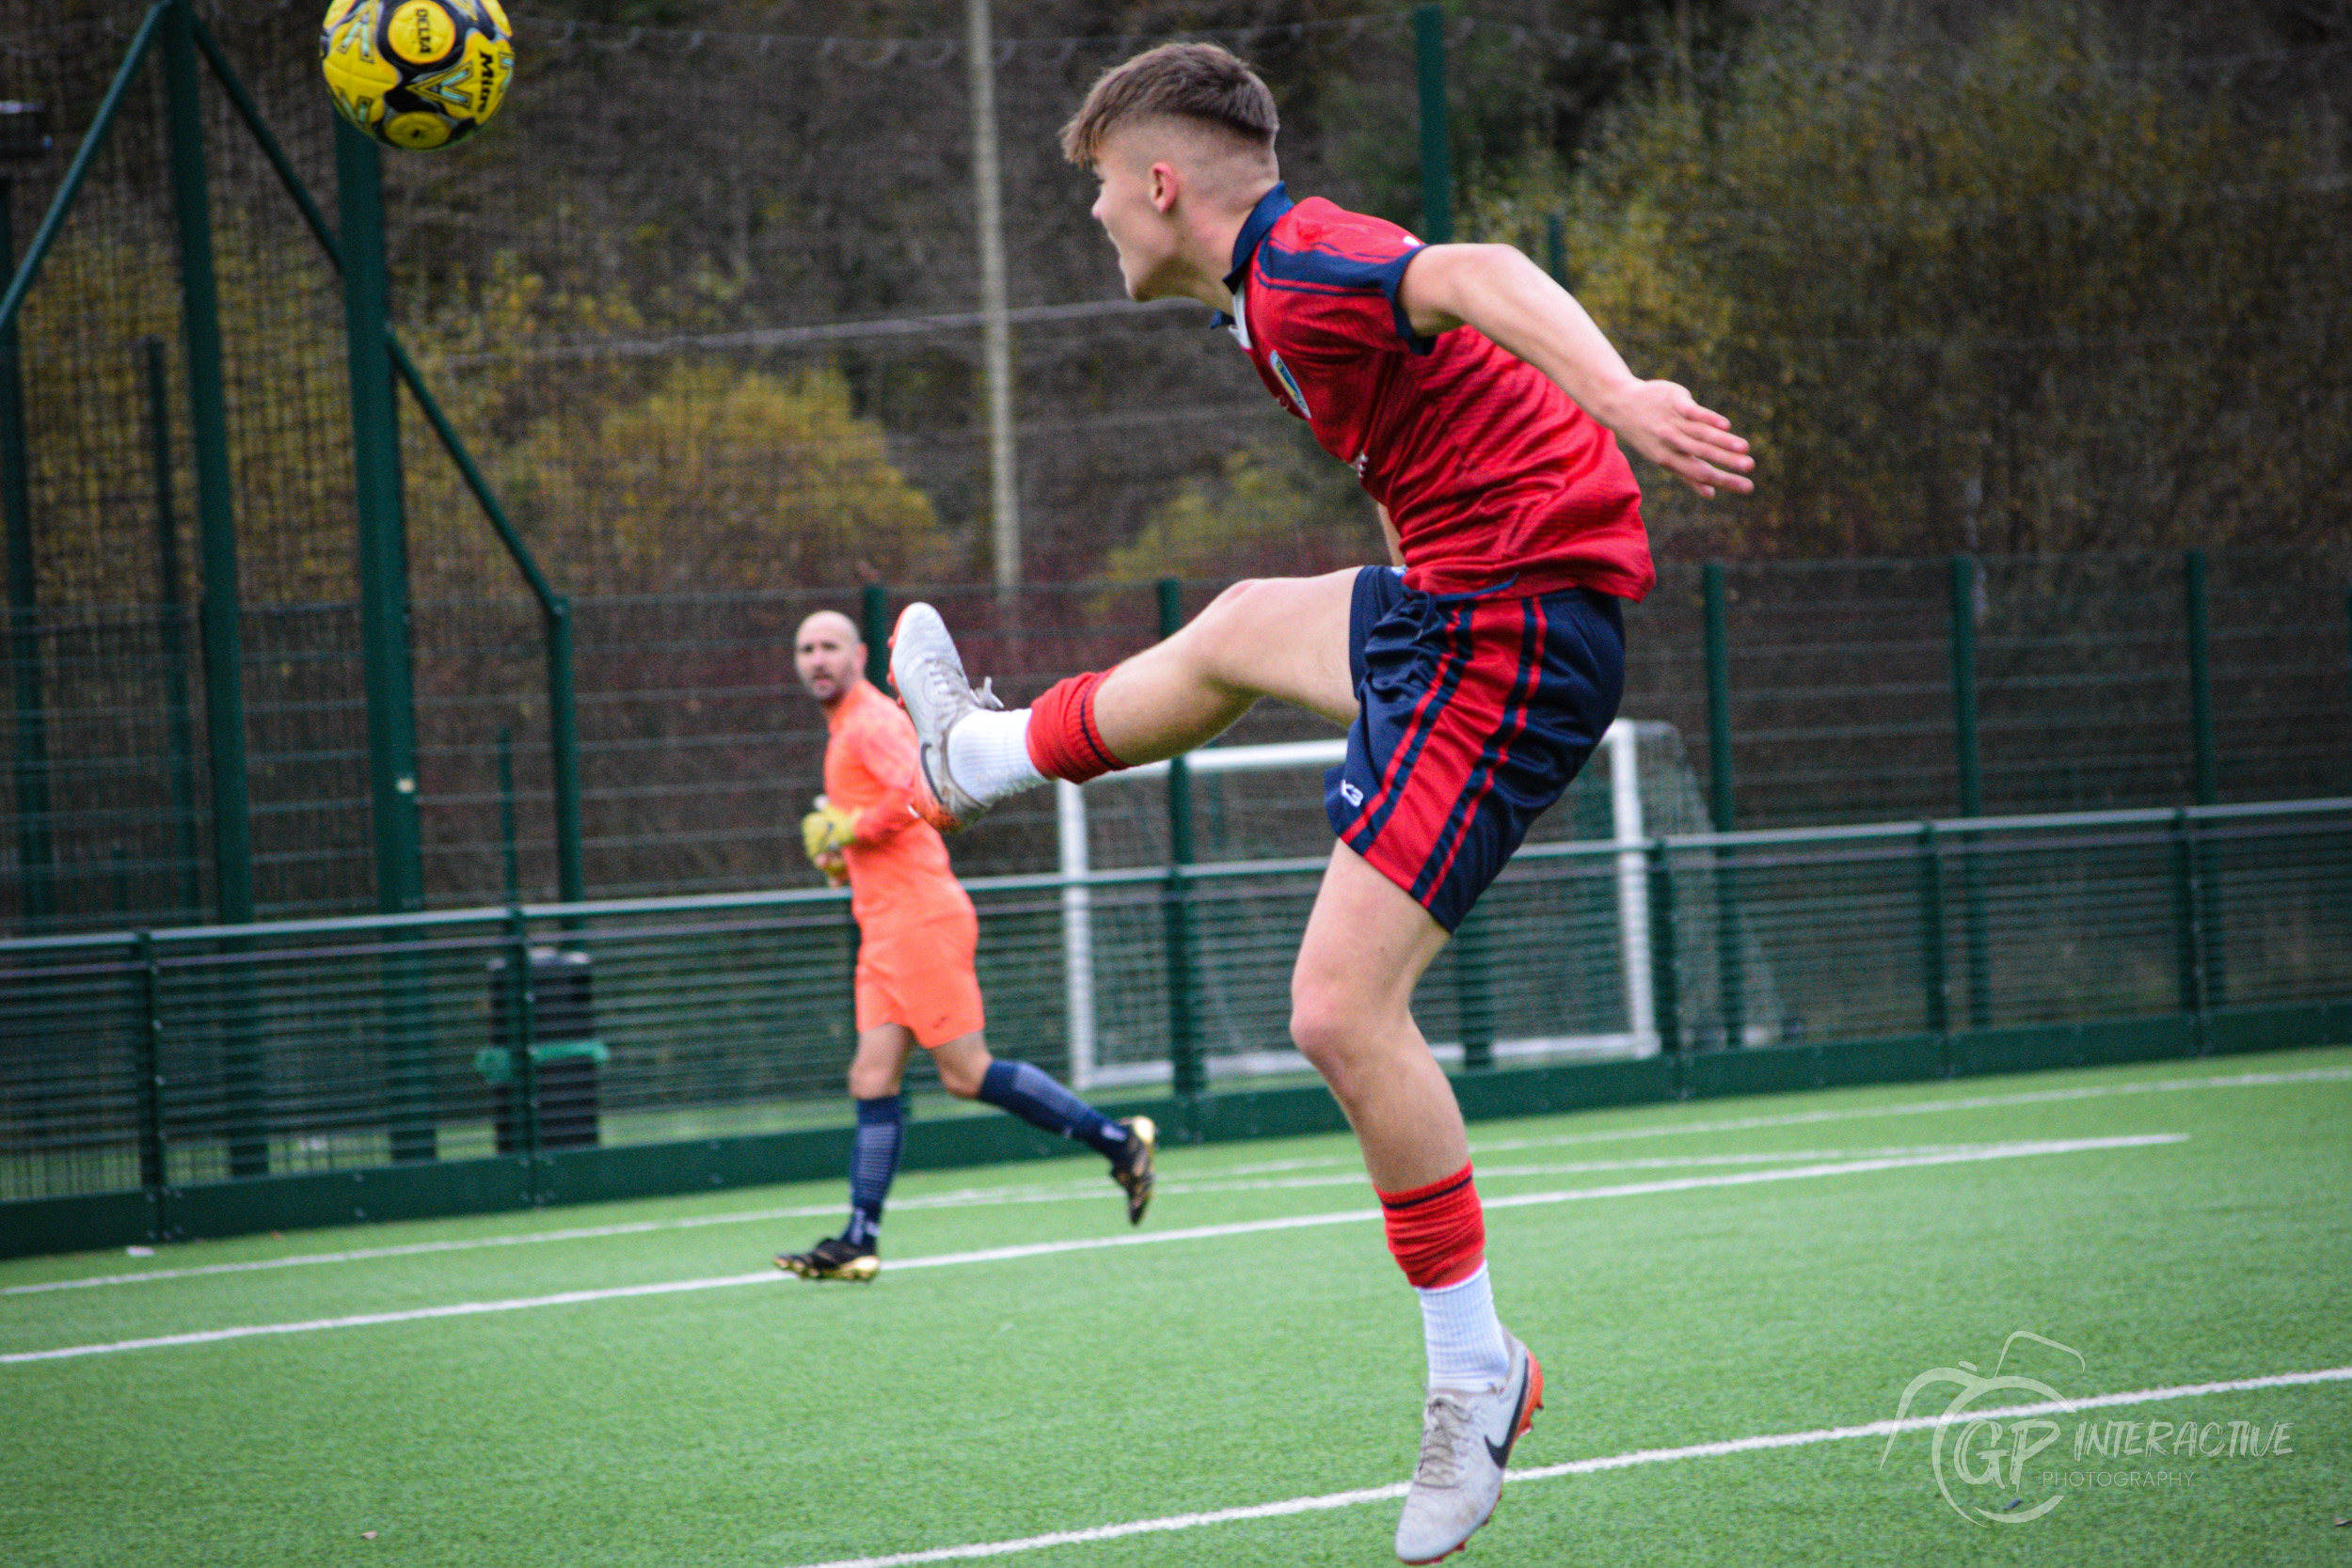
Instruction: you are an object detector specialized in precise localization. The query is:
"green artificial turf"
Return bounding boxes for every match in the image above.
[4,1047,2348,1567]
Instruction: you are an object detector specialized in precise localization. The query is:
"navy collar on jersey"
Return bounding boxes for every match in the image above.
[1211,182,1295,329]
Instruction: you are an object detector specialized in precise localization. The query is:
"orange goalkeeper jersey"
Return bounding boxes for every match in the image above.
[822,677,972,934]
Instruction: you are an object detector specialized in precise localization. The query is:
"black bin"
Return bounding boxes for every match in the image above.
[480,947,606,1151]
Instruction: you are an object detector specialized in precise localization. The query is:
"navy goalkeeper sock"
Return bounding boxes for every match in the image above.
[843,1093,903,1247]
[977,1060,1130,1160]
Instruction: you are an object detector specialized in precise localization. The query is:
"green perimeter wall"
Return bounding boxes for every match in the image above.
[8,1000,2344,1262]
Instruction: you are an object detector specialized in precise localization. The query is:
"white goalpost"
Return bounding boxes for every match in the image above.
[1058,720,1659,1090]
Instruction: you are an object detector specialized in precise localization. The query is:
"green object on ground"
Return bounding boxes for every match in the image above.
[472,1039,609,1087]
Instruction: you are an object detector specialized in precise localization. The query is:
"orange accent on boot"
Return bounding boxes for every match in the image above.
[1026,670,1123,784]
[1376,1163,1486,1289]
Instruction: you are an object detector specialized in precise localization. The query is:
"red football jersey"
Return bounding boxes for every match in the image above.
[1221,185,1655,601]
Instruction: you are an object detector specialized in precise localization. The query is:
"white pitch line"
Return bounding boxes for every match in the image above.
[0,1147,1971,1297]
[1151,1063,2352,1179]
[777,1365,2352,1568]
[14,1058,2327,1297]
[0,1134,2179,1365]
[1470,1064,2352,1155]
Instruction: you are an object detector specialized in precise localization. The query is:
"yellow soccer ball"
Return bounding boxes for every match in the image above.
[320,0,515,150]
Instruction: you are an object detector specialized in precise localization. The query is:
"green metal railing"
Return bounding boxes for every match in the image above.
[0,0,585,952]
[4,795,2345,1254]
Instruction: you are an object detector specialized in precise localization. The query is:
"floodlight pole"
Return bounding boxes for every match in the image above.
[966,0,1022,594]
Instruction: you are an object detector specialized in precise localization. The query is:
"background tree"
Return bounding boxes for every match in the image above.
[1471,0,2352,558]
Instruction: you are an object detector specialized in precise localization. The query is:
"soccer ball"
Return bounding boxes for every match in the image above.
[321,0,515,151]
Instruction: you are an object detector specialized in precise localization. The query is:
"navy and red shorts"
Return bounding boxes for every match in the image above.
[1326,566,1625,932]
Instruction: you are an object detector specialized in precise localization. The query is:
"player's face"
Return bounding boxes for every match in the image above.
[794,624,862,705]
[1089,139,1181,300]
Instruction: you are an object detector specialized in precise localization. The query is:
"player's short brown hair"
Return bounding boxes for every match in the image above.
[1058,42,1279,168]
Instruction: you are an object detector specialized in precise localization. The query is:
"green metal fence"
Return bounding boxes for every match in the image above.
[4,794,2346,1258]
[8,552,2349,935]
[3,8,2348,940]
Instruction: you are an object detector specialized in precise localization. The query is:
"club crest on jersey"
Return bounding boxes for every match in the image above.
[1268,351,1312,421]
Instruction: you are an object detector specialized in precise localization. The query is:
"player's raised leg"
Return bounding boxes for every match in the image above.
[1289,846,1542,1564]
[891,569,1357,830]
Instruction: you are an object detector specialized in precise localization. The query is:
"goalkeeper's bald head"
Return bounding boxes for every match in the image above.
[795,610,866,708]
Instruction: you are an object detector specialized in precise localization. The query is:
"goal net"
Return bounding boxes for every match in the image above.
[1056,721,1782,1089]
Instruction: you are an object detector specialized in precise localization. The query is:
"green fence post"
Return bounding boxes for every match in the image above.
[1,173,55,932]
[861,581,889,689]
[336,119,434,1164]
[1948,555,1982,816]
[2185,549,2217,807]
[1544,212,1565,285]
[135,931,169,1240]
[336,121,423,917]
[143,338,203,921]
[1949,555,1992,1026]
[503,905,542,1198]
[2169,809,2208,1053]
[1454,903,1495,1071]
[2194,817,2228,1015]
[2182,552,2228,1009]
[546,597,585,906]
[1158,579,1201,1105]
[1646,839,1681,1056]
[164,0,248,931]
[1703,563,1736,833]
[165,0,262,1176]
[1703,562,1744,1048]
[1916,826,1950,1063]
[497,725,519,908]
[1414,4,1453,244]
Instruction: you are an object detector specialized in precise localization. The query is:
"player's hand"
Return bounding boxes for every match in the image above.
[802,797,856,864]
[813,849,849,887]
[1597,379,1756,499]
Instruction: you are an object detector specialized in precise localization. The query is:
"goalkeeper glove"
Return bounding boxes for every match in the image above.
[802,797,857,863]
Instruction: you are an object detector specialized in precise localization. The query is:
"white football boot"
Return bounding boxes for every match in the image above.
[1393,1331,1545,1564]
[888,602,1003,832]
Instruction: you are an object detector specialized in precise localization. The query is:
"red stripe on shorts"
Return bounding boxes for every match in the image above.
[1357,602,1523,882]
[1342,601,1476,846]
[1418,597,1548,897]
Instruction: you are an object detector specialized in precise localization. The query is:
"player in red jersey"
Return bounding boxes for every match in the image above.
[889,44,1751,1562]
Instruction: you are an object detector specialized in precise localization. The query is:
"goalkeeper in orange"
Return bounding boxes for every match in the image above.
[774,610,1158,1281]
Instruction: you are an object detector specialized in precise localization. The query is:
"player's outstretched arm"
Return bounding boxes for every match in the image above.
[1397,245,1756,499]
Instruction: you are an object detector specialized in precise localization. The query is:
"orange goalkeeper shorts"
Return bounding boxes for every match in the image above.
[853,903,985,1048]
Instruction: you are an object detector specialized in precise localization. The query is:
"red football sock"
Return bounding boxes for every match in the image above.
[1377,1163,1487,1290]
[1025,670,1125,784]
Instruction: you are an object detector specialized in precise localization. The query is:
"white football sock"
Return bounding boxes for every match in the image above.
[946,706,1047,804]
[1418,1262,1512,1389]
